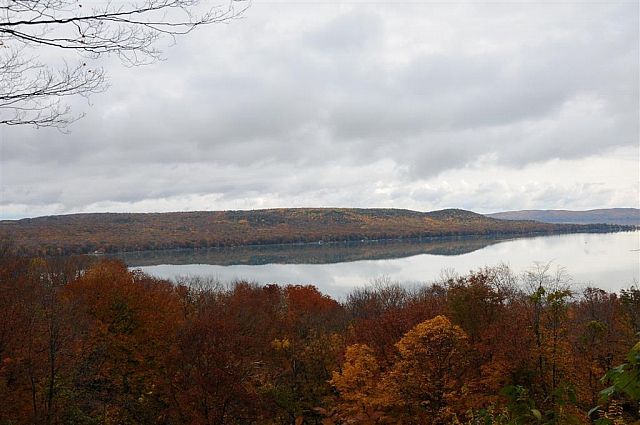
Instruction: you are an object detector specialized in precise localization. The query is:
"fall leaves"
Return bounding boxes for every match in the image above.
[329,269,639,424]
[0,253,638,424]
[331,316,471,424]
[3,208,626,256]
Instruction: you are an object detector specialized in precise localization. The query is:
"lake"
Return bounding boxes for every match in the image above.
[120,231,640,300]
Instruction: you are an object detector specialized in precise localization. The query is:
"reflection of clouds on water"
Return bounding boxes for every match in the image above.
[139,232,640,300]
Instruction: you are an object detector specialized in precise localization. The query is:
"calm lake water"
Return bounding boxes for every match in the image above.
[126,231,639,300]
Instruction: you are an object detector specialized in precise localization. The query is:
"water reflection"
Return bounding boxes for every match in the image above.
[127,232,639,300]
[113,234,511,267]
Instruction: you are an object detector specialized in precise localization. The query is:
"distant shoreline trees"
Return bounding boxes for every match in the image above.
[1,208,635,256]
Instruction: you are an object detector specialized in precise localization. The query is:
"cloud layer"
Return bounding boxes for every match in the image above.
[1,1,638,219]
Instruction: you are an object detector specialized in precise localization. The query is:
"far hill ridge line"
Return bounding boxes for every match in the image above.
[1,208,636,256]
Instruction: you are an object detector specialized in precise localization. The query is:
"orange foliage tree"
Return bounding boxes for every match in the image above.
[332,315,473,424]
[0,254,637,424]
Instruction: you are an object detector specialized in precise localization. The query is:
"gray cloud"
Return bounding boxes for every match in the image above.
[1,1,638,219]
[303,9,383,53]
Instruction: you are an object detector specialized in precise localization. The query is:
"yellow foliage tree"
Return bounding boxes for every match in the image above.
[380,315,472,424]
[332,316,472,424]
[330,344,384,422]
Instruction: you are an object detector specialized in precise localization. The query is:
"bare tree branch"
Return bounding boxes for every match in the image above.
[0,0,249,130]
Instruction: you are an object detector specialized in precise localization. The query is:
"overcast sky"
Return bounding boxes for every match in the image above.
[1,0,638,220]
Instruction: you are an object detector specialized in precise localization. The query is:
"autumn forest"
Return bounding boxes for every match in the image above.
[2,208,631,256]
[0,244,638,424]
[2,0,639,423]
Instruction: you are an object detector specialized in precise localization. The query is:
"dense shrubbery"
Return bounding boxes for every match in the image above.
[0,250,638,424]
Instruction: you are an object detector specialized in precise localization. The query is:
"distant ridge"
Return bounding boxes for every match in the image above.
[486,208,640,226]
[1,208,633,256]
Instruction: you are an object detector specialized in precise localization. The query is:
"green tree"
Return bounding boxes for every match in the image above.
[589,342,640,424]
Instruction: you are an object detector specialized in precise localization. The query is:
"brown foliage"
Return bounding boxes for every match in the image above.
[0,258,637,424]
[3,207,621,255]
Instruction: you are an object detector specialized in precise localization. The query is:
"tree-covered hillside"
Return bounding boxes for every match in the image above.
[1,208,631,255]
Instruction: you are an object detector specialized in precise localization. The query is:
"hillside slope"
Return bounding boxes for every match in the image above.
[487,208,640,225]
[1,208,630,255]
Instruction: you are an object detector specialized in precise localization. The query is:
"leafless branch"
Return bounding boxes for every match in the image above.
[0,0,249,129]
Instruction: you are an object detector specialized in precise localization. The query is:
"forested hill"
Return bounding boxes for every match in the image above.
[0,208,632,256]
[486,208,640,225]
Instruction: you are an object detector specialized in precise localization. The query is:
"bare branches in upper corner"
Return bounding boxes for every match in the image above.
[0,0,250,130]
